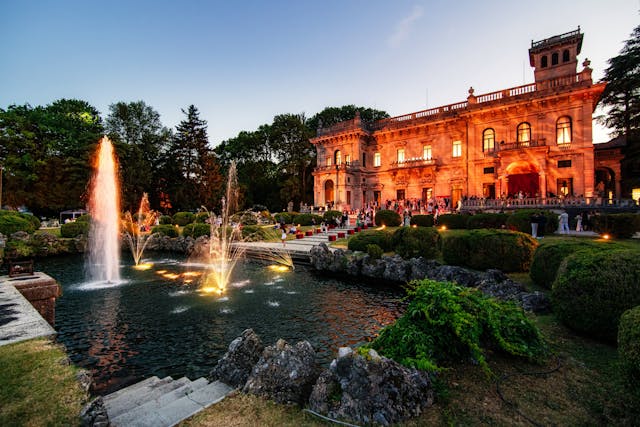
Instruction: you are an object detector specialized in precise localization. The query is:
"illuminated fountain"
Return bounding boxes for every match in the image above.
[86,136,121,284]
[122,193,158,269]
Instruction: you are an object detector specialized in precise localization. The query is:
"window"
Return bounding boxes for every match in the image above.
[541,55,548,68]
[483,167,495,174]
[562,49,570,63]
[326,156,332,167]
[397,148,405,163]
[482,128,495,152]
[374,152,381,167]
[346,191,351,205]
[397,190,405,200]
[362,153,366,167]
[344,154,350,164]
[517,122,531,145]
[423,145,432,160]
[557,178,573,196]
[558,160,572,168]
[335,150,342,165]
[552,52,559,65]
[556,116,572,144]
[452,141,462,158]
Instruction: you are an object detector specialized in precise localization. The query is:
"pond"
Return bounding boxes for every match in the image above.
[39,254,405,395]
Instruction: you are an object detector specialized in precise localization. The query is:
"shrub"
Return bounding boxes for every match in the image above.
[151,224,179,237]
[442,229,538,272]
[366,244,383,260]
[292,213,323,226]
[241,225,277,241]
[60,221,89,238]
[391,226,441,259]
[618,306,640,382]
[194,212,210,223]
[367,279,547,373]
[172,212,195,226]
[4,239,35,258]
[374,209,401,227]
[552,249,640,342]
[322,210,342,224]
[0,212,35,235]
[182,223,211,238]
[505,209,558,235]
[467,213,508,229]
[75,214,91,223]
[436,214,469,229]
[592,213,640,238]
[20,213,41,230]
[347,229,393,252]
[159,215,173,225]
[410,215,434,227]
[274,212,294,225]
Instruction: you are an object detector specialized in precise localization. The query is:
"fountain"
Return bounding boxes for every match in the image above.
[122,193,158,269]
[86,136,121,284]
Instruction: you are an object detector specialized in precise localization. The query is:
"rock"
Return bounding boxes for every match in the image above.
[76,369,93,393]
[518,291,552,313]
[80,396,109,427]
[10,231,30,241]
[243,338,319,405]
[428,265,480,287]
[409,257,441,280]
[361,256,386,279]
[328,249,348,273]
[476,277,526,300]
[309,347,434,426]
[345,255,363,277]
[209,329,264,388]
[310,243,333,271]
[382,255,411,282]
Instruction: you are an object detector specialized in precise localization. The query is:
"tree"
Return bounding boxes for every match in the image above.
[307,105,389,134]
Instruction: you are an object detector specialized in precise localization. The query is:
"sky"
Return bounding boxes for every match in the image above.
[1,0,638,145]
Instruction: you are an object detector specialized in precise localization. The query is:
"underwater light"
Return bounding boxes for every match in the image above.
[133,262,153,271]
[268,265,290,273]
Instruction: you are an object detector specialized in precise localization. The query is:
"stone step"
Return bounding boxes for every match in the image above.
[105,376,183,419]
[102,376,161,405]
[111,377,209,427]
[125,380,233,427]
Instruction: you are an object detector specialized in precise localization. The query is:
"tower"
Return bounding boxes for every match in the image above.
[529,27,583,82]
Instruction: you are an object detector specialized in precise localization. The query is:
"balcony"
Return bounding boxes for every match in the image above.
[390,157,437,169]
[498,139,546,152]
[314,160,362,173]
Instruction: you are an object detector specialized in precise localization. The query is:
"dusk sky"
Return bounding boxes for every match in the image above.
[1,1,638,145]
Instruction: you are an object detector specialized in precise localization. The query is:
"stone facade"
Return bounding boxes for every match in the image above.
[311,29,606,211]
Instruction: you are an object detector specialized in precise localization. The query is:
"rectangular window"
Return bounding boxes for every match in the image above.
[374,152,381,167]
[558,160,572,168]
[344,154,350,164]
[397,148,405,163]
[346,191,351,205]
[557,178,573,196]
[397,190,405,200]
[452,140,462,158]
[362,153,366,167]
[483,167,495,174]
[326,157,332,167]
[423,145,432,160]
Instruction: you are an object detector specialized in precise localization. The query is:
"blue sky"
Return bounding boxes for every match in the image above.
[1,0,638,144]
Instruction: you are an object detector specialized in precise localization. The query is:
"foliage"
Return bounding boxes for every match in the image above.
[374,209,401,226]
[159,215,173,225]
[20,214,40,230]
[306,105,389,133]
[194,212,210,223]
[466,213,508,229]
[151,224,179,237]
[0,211,36,235]
[182,223,211,238]
[75,214,91,223]
[618,306,640,382]
[347,229,393,252]
[442,229,538,272]
[505,209,558,234]
[172,211,195,226]
[241,225,277,241]
[322,210,342,224]
[409,214,434,227]
[60,221,89,238]
[391,226,441,259]
[366,243,383,260]
[292,213,323,226]
[4,240,35,258]
[230,211,259,226]
[591,213,640,238]
[368,279,547,373]
[274,212,294,224]
[436,214,469,229]
[552,249,640,342]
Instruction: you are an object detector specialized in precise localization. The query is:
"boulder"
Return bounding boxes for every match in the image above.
[518,291,552,313]
[361,256,386,279]
[209,328,264,388]
[427,265,480,287]
[345,255,363,277]
[80,397,109,427]
[309,347,434,426]
[382,255,411,282]
[409,257,442,281]
[10,231,30,241]
[310,243,334,271]
[243,338,319,405]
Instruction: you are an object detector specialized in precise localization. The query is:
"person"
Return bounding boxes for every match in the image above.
[456,199,462,214]
[559,210,569,234]
[289,224,297,234]
[321,221,327,234]
[281,227,287,246]
[537,213,547,239]
[576,214,583,232]
[530,212,539,238]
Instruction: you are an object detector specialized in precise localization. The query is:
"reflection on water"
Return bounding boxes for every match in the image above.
[42,255,405,395]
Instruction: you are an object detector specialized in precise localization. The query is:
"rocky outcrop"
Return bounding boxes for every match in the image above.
[209,328,264,388]
[309,347,434,426]
[80,396,109,427]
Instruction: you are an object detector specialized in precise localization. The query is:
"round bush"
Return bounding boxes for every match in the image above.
[274,212,294,224]
[60,221,89,238]
[442,229,538,272]
[374,209,401,227]
[505,209,558,235]
[592,213,640,239]
[182,223,211,238]
[322,210,342,224]
[552,249,640,342]
[467,213,508,230]
[241,225,276,241]
[618,306,640,381]
[366,243,383,260]
[410,215,434,227]
[75,214,91,223]
[159,215,173,225]
[151,224,179,237]
[391,226,441,259]
[0,212,35,235]
[436,214,469,229]
[347,229,393,252]
[292,213,323,226]
[172,212,195,226]
[194,212,210,223]
[20,213,41,230]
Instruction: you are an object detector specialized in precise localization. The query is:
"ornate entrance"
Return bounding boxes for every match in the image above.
[506,161,539,197]
[324,180,334,205]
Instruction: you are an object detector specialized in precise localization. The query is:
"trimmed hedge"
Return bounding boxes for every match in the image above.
[75,214,91,223]
[194,212,210,223]
[173,212,195,226]
[436,214,469,229]
[20,213,41,230]
[159,215,173,225]
[592,213,640,239]
[391,226,441,259]
[0,212,36,235]
[241,225,277,241]
[322,210,342,224]
[374,209,401,227]
[182,223,211,238]
[347,229,393,252]
[618,306,640,381]
[274,212,294,224]
[60,221,89,238]
[151,224,179,237]
[505,209,558,235]
[410,214,434,227]
[366,243,384,260]
[552,249,640,342]
[442,229,538,272]
[292,213,323,226]
[467,213,508,230]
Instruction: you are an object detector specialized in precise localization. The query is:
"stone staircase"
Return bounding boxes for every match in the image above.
[103,376,233,427]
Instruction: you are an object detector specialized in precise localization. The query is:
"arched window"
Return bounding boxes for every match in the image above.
[562,49,570,63]
[517,122,531,145]
[482,128,495,152]
[552,52,559,65]
[541,55,548,68]
[335,150,341,165]
[556,116,572,144]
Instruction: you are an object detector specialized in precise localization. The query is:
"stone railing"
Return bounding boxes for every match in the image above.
[390,158,437,168]
[498,139,546,151]
[461,197,640,211]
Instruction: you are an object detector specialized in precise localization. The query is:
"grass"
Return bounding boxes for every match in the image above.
[35,228,61,238]
[0,338,88,426]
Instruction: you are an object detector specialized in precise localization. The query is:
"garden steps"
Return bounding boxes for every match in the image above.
[104,376,233,427]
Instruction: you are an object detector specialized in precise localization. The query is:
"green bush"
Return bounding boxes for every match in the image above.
[75,214,91,223]
[410,215,434,227]
[0,212,35,235]
[374,209,401,227]
[592,213,640,239]
[552,249,640,342]
[347,229,393,252]
[368,279,546,373]
[159,215,173,225]
[182,223,211,238]
[366,243,384,260]
[292,213,323,226]
[232,211,259,226]
[322,210,342,224]
[172,212,195,226]
[505,209,558,235]
[467,213,508,229]
[442,229,538,272]
[151,224,179,237]
[391,226,441,259]
[4,239,35,258]
[20,213,41,230]
[274,212,294,224]
[618,306,640,382]
[60,221,89,238]
[436,214,469,229]
[194,212,210,223]
[241,225,277,241]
